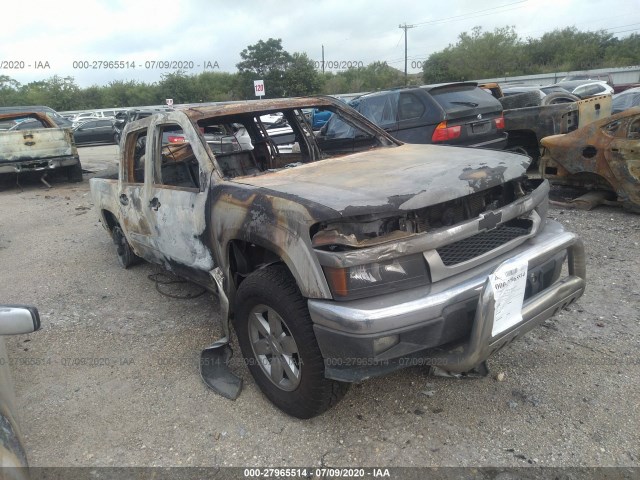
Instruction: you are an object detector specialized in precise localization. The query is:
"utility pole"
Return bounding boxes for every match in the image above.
[399,23,416,85]
[322,44,325,74]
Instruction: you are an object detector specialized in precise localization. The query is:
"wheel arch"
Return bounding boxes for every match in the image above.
[101,209,119,233]
[224,236,332,301]
[506,129,540,158]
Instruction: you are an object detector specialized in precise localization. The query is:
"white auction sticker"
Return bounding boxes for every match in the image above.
[490,260,528,337]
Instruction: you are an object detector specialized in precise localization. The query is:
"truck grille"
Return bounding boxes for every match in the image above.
[437,220,532,266]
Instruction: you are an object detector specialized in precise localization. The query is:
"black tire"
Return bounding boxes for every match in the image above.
[66,161,83,183]
[112,225,140,269]
[234,265,349,418]
[499,92,542,110]
[541,92,580,105]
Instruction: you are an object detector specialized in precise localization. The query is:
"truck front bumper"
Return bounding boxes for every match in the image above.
[0,155,80,175]
[308,220,585,382]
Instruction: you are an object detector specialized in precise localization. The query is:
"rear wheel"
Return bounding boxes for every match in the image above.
[112,225,140,268]
[234,265,349,418]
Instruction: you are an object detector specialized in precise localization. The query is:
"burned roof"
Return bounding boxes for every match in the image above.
[179,96,344,121]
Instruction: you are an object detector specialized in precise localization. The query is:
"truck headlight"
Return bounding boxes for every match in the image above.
[323,254,430,301]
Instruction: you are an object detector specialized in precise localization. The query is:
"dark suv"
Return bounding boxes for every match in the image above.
[323,83,507,149]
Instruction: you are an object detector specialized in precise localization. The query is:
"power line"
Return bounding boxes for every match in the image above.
[411,0,528,27]
[377,1,528,36]
[519,14,638,36]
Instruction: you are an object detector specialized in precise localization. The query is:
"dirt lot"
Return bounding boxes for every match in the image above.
[1,145,639,468]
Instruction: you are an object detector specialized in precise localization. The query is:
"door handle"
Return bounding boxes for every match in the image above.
[119,194,129,206]
[149,197,161,211]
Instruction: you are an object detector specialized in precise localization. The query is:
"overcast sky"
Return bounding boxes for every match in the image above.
[2,0,639,87]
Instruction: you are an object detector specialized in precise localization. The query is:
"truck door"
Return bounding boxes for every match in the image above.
[118,126,158,261]
[143,119,216,274]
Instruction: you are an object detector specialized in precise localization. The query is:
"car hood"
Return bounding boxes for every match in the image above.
[232,144,530,217]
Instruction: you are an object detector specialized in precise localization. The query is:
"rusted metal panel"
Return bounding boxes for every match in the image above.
[502,94,612,161]
[577,94,612,125]
[0,112,78,164]
[540,106,640,212]
[181,96,349,121]
[504,102,578,136]
[232,144,529,215]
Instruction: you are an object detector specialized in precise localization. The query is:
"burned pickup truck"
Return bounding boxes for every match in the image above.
[540,106,640,212]
[90,97,586,418]
[0,112,82,183]
[503,95,611,164]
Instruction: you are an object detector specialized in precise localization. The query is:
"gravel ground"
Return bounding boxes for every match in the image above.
[0,145,638,468]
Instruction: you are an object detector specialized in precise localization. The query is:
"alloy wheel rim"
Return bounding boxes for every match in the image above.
[248,304,301,391]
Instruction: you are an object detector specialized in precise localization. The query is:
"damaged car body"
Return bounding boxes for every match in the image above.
[500,93,612,165]
[0,112,82,183]
[90,96,586,418]
[540,106,640,212]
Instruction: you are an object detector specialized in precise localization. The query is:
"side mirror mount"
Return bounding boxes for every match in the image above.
[0,305,40,335]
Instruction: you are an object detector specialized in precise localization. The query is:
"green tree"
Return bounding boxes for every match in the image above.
[193,71,239,102]
[77,85,105,109]
[421,53,453,84]
[605,33,640,66]
[423,26,523,82]
[16,76,81,110]
[103,80,159,107]
[236,38,292,98]
[0,75,21,105]
[157,70,197,104]
[282,53,322,96]
[526,27,617,72]
[321,62,405,94]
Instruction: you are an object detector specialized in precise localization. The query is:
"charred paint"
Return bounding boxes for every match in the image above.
[458,165,508,191]
[234,144,527,216]
[541,106,640,212]
[0,112,79,168]
[91,96,544,320]
[502,94,612,160]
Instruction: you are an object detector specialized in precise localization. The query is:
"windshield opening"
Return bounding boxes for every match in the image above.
[196,105,396,180]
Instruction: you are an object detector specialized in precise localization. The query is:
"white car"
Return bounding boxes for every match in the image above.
[71,110,116,127]
[553,80,614,99]
[0,305,40,469]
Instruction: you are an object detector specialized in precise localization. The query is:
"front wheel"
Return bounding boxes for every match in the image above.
[234,265,349,418]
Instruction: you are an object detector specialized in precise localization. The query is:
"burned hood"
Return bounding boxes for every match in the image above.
[232,144,529,217]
